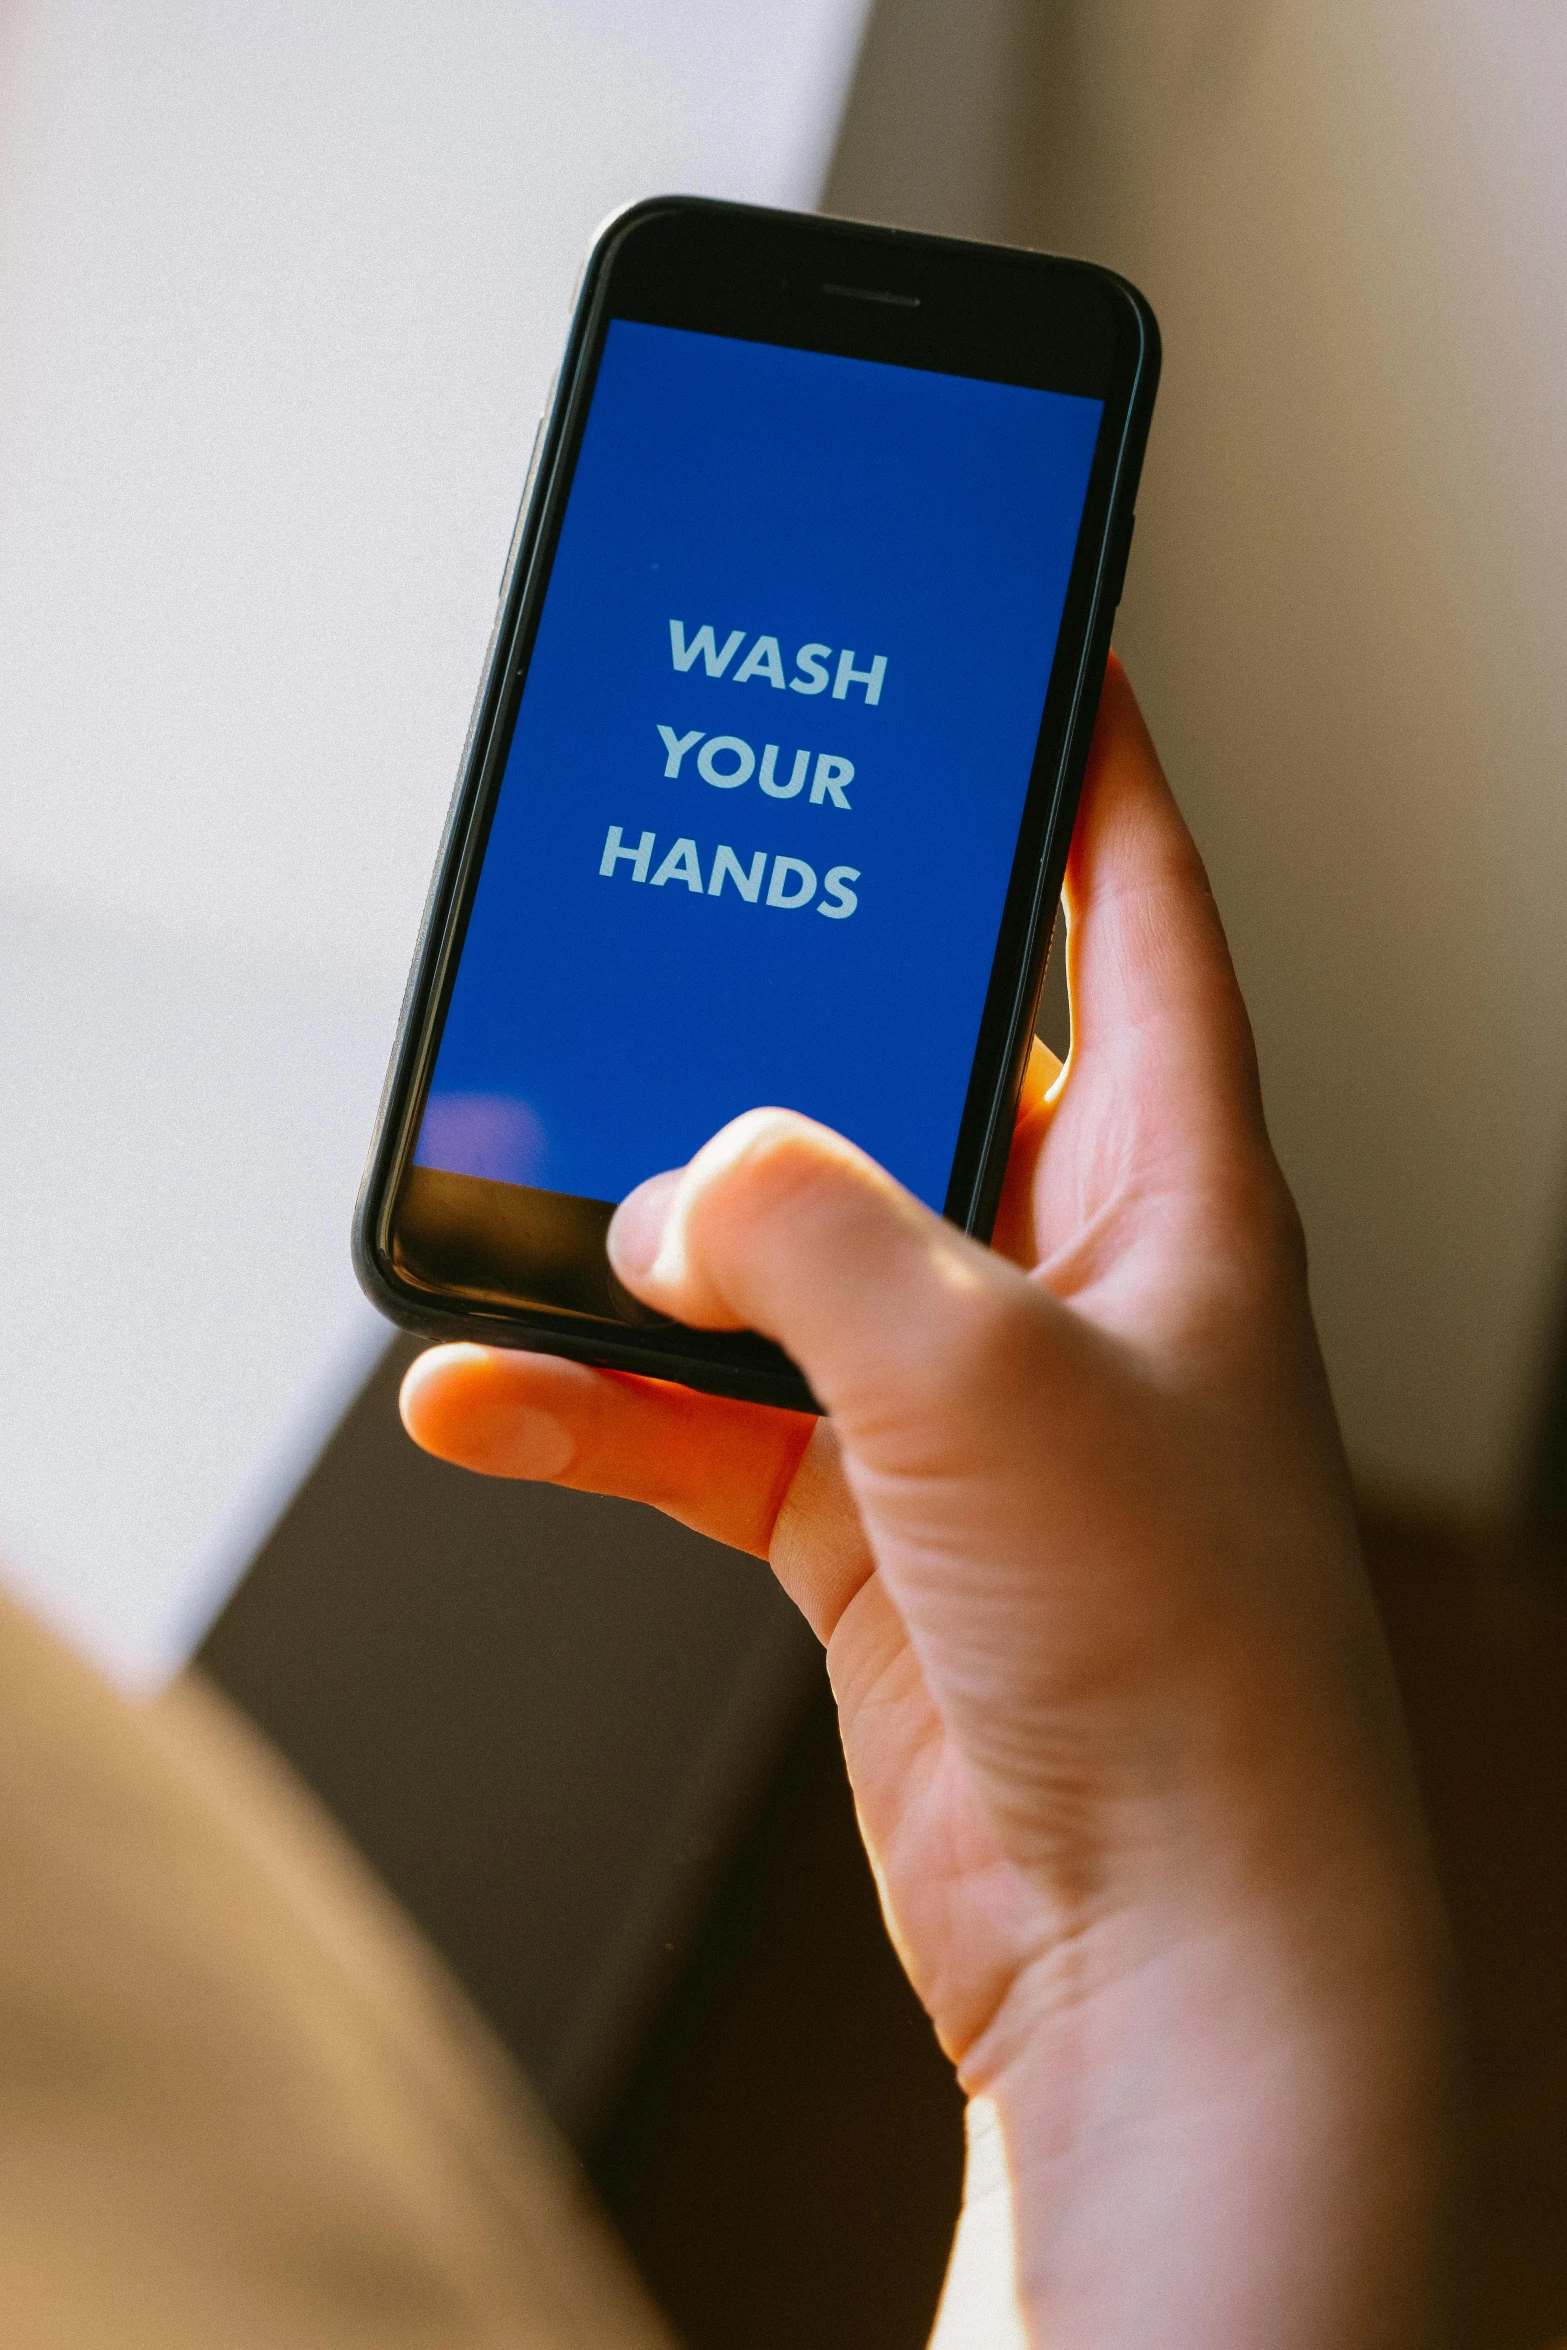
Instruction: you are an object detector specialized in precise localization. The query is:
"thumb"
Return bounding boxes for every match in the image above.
[607,1107,1095,1451]
[604,1109,1343,1891]
[605,1111,1149,1684]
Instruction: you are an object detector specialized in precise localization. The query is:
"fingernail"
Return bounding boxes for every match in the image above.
[493,1406,575,1482]
[608,1168,683,1282]
[399,1346,574,1483]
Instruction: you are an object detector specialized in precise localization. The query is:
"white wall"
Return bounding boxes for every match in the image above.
[0,0,869,1684]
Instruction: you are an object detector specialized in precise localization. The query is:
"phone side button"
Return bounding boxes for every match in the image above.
[497,417,544,602]
[1108,510,1137,609]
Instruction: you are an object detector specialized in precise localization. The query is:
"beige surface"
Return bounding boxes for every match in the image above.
[833,0,1567,1518]
[1029,5,1567,1517]
[0,1585,675,2349]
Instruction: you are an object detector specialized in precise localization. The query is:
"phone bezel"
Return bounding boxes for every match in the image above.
[354,198,1160,1413]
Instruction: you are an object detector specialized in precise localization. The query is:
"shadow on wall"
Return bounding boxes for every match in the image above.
[1036,3,1567,1524]
[841,0,1567,1528]
[826,0,1049,242]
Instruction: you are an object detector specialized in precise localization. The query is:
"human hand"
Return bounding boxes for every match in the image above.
[402,657,1460,2347]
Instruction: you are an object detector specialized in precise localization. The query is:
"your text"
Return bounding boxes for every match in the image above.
[655,727,852,808]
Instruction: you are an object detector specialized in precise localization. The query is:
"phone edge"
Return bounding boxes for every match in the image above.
[959,268,1162,1244]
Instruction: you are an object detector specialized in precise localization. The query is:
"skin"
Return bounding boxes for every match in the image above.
[402,658,1463,2346]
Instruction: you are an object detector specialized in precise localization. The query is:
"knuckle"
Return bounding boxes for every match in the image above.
[1233,1153,1310,1291]
[1181,1151,1315,1379]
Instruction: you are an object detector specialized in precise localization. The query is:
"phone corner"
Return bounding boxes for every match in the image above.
[582,192,716,272]
[1126,286,1162,405]
[349,1168,408,1334]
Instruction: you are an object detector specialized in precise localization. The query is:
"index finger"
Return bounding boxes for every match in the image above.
[399,1344,813,1559]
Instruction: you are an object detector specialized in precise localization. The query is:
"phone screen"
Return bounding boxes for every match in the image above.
[414,318,1102,1215]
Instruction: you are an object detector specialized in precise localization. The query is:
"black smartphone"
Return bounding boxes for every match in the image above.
[354,198,1158,1414]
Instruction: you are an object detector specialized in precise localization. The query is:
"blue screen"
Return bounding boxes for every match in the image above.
[415,320,1101,1212]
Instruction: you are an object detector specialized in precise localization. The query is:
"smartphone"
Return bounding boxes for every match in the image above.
[354,198,1158,1414]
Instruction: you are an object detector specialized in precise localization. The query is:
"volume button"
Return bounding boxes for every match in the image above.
[498,414,544,603]
[1109,510,1136,608]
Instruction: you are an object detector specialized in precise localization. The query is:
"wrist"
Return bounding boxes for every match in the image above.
[964,1848,1462,2347]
